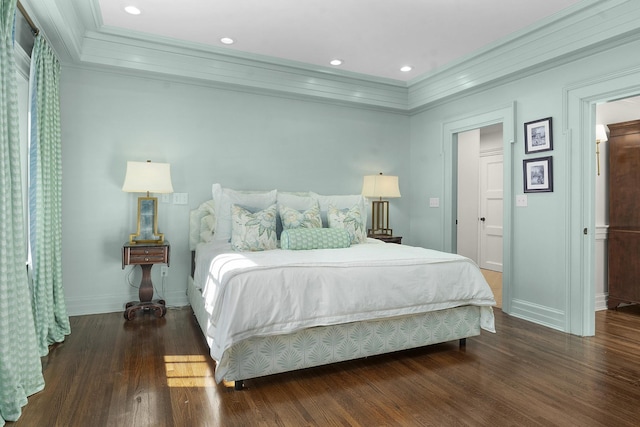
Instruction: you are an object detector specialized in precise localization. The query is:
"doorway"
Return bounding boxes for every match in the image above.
[442,103,514,315]
[594,95,640,311]
[456,124,504,306]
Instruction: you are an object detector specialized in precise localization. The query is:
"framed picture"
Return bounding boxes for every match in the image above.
[523,156,553,193]
[524,117,553,154]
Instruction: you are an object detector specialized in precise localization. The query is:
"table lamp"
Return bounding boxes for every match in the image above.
[362,173,401,237]
[122,160,173,244]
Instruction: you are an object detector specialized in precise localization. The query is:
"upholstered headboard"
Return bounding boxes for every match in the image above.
[189,199,216,251]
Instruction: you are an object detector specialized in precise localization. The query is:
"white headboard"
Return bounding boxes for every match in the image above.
[188,186,368,251]
[188,199,216,251]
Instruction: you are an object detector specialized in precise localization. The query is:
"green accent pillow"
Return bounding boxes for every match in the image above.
[280,228,351,250]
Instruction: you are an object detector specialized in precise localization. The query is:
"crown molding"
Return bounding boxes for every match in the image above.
[21,0,640,112]
[78,29,410,111]
[407,0,640,110]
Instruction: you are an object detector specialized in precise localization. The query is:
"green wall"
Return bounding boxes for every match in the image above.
[60,66,409,314]
[409,36,640,333]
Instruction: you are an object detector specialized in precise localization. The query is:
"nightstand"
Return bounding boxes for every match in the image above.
[369,235,402,244]
[122,241,170,320]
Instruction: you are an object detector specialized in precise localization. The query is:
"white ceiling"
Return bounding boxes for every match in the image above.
[97,0,583,82]
[597,96,640,128]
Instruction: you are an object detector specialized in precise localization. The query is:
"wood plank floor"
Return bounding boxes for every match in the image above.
[8,305,640,426]
[481,269,502,308]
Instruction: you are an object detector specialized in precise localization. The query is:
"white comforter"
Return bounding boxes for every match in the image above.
[194,239,496,362]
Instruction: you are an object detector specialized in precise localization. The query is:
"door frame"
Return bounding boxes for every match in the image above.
[442,102,516,313]
[565,68,640,336]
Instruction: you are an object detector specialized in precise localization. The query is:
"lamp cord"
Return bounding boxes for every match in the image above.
[125,265,166,300]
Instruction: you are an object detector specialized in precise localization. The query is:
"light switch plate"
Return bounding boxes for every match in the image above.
[516,194,528,207]
[429,197,440,208]
[173,193,188,205]
[160,194,171,203]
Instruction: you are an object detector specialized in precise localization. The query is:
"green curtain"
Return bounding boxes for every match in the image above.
[29,34,70,356]
[0,0,45,424]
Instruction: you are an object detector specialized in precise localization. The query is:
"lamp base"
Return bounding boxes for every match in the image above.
[368,228,393,237]
[370,200,394,237]
[129,196,165,244]
[129,234,164,245]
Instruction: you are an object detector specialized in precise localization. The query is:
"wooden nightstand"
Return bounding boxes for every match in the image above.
[369,235,402,244]
[122,241,170,320]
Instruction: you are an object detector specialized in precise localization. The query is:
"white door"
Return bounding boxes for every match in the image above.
[479,154,503,272]
[456,130,480,261]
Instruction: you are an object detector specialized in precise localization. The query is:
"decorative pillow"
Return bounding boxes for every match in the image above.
[280,228,351,250]
[310,192,368,229]
[212,183,277,242]
[327,203,367,244]
[279,201,322,230]
[230,204,277,251]
[275,192,316,238]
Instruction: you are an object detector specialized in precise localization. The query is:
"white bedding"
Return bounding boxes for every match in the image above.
[194,239,496,362]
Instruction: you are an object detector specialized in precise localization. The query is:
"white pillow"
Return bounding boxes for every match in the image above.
[276,192,315,210]
[231,204,277,251]
[212,183,277,242]
[310,192,368,229]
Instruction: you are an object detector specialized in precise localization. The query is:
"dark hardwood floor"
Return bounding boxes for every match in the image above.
[8,305,640,426]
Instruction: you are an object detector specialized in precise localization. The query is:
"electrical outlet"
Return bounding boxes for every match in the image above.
[161,266,169,277]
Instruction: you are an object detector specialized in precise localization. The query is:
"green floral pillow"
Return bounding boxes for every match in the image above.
[231,204,277,251]
[327,203,366,244]
[279,201,322,230]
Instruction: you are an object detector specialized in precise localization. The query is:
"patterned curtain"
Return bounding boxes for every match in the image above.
[29,34,70,356]
[0,0,45,424]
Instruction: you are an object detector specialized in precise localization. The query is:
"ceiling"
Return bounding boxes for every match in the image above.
[96,0,583,82]
[597,96,640,128]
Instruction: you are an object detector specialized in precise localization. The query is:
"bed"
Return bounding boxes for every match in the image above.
[187,185,496,389]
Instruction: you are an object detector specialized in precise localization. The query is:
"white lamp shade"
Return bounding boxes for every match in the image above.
[596,124,608,142]
[122,161,174,194]
[362,174,401,198]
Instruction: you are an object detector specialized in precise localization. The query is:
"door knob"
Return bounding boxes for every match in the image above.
[480,217,486,222]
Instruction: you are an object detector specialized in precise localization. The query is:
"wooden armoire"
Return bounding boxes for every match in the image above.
[608,119,640,309]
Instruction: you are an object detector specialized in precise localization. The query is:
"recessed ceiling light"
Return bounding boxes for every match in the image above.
[400,66,412,72]
[124,6,141,15]
[220,37,235,45]
[330,59,343,66]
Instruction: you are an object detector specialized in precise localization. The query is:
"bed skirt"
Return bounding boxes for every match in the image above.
[187,276,481,384]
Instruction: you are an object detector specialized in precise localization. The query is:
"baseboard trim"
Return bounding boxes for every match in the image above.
[65,290,189,316]
[509,299,565,332]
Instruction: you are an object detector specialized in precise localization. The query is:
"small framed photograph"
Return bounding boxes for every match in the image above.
[523,156,553,193]
[524,117,553,154]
